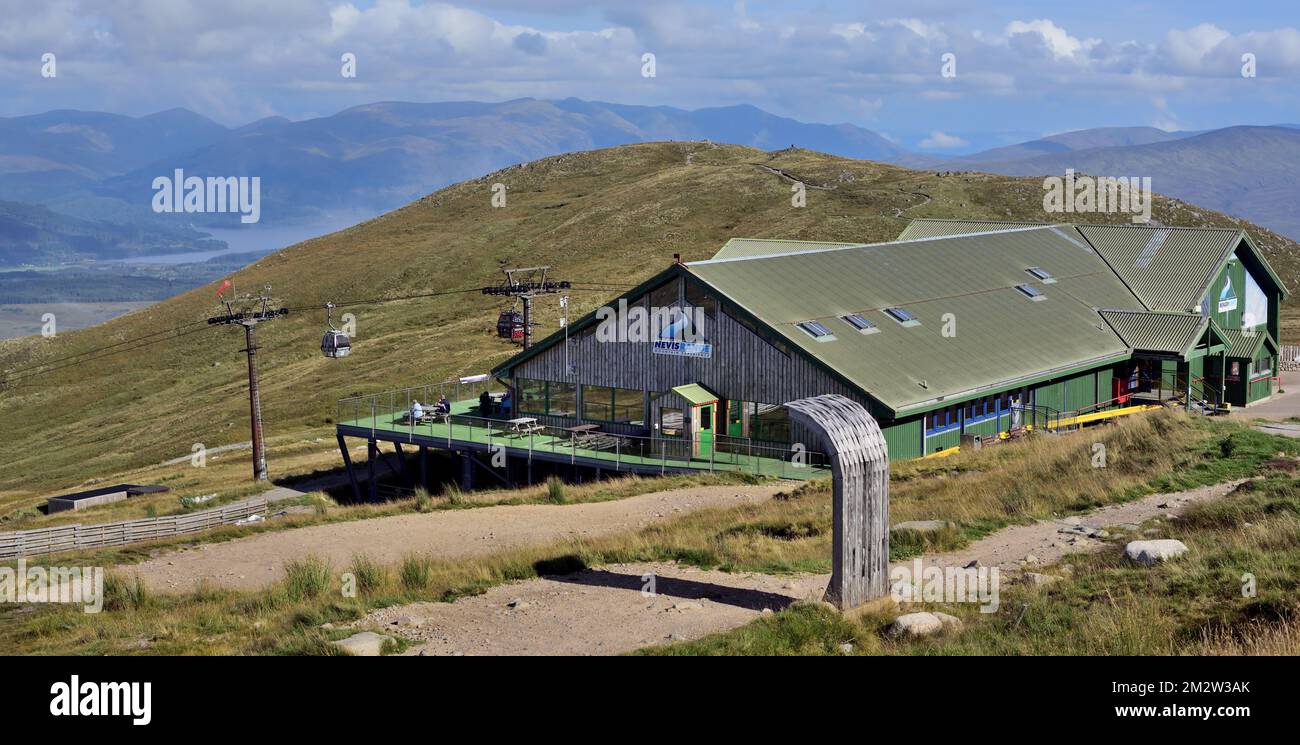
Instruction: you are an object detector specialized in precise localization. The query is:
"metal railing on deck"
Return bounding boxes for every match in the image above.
[337,389,830,480]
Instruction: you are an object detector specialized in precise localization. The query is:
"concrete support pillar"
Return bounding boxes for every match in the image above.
[460,451,474,491]
[367,439,378,502]
[419,445,428,491]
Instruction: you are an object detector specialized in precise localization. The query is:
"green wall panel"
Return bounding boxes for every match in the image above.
[883,418,923,461]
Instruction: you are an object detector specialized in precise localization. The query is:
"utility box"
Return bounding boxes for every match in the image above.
[960,434,983,451]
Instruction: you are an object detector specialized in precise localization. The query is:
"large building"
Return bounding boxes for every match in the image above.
[491,220,1288,461]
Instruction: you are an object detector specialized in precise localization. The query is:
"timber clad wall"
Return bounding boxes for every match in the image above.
[512,276,864,450]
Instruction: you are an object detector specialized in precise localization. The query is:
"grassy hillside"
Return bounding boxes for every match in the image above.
[2,141,1298,504]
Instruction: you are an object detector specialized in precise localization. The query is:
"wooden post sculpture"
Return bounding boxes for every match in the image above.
[785,394,890,610]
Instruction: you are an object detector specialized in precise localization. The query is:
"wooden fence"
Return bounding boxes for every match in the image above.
[1281,345,1300,372]
[0,498,268,560]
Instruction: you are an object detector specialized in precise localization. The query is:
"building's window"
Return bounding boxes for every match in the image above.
[613,387,645,425]
[796,320,835,340]
[883,307,920,326]
[549,382,577,417]
[582,385,613,421]
[750,402,789,443]
[1026,267,1055,283]
[660,407,684,437]
[685,282,718,320]
[841,313,879,334]
[519,378,547,415]
[582,385,645,424]
[1016,283,1045,300]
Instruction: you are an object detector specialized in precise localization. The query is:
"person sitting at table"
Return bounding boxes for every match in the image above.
[410,400,424,421]
[436,395,451,415]
[479,390,492,416]
[499,390,512,415]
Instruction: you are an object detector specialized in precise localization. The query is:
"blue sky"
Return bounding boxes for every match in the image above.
[1,0,1296,153]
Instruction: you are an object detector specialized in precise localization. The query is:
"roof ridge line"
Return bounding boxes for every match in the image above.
[688,224,1062,266]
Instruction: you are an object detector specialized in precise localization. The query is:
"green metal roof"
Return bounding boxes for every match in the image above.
[1075,224,1240,312]
[900,219,1279,313]
[1097,309,1212,358]
[896,219,1049,241]
[688,226,1140,414]
[671,383,720,406]
[1219,327,1280,359]
[712,237,866,260]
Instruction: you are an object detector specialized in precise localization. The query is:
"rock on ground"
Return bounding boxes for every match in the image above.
[888,612,945,637]
[332,631,394,656]
[1124,539,1189,566]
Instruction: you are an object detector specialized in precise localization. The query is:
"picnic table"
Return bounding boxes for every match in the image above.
[503,416,545,437]
[396,409,451,426]
[566,423,600,437]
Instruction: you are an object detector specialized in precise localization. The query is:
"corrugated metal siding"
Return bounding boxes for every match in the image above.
[1099,310,1208,355]
[1065,372,1097,411]
[882,418,922,460]
[1035,380,1066,412]
[924,428,961,454]
[1095,368,1113,404]
[1077,225,1239,312]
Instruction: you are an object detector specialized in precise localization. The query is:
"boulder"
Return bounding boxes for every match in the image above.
[332,631,394,657]
[1124,539,1189,566]
[887,612,944,638]
[1022,572,1062,586]
[932,612,963,631]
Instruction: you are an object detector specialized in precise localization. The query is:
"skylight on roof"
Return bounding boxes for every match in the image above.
[796,321,836,341]
[1026,267,1056,283]
[1016,283,1046,301]
[841,313,879,334]
[883,307,920,326]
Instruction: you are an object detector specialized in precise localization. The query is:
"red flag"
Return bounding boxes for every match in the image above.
[216,279,232,297]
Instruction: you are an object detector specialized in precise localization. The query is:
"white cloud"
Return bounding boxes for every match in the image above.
[0,3,1296,128]
[1004,19,1100,60]
[919,130,968,149]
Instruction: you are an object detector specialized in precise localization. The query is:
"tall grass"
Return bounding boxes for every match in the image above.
[412,487,433,513]
[399,554,434,592]
[348,554,387,595]
[283,556,332,601]
[443,482,466,506]
[546,476,567,505]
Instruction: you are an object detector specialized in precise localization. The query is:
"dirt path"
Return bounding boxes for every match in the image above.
[127,483,787,593]
[361,479,1247,656]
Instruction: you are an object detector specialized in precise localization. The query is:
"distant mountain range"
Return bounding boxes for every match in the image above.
[1,98,1299,265]
[906,125,1300,239]
[0,99,903,231]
